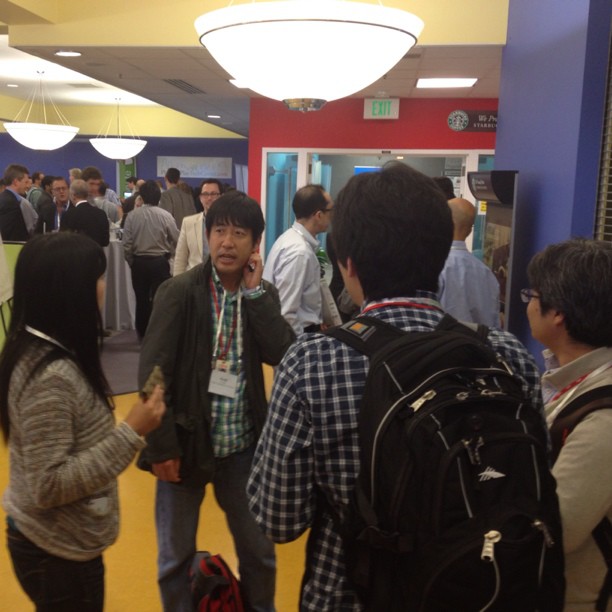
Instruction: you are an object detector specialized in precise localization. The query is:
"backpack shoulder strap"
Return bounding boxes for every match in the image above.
[549,385,612,463]
[593,517,612,611]
[324,316,405,357]
[435,312,490,342]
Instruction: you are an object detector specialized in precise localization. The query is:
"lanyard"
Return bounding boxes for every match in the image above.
[210,277,242,365]
[25,325,70,353]
[361,299,441,315]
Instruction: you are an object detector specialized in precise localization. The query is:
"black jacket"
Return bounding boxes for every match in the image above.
[61,201,110,247]
[0,190,29,242]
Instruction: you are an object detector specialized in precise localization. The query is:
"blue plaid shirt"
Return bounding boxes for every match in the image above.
[247,293,543,611]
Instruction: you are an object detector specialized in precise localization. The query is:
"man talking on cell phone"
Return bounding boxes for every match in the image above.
[136,190,295,612]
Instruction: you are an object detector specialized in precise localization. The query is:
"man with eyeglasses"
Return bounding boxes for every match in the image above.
[35,177,72,233]
[173,179,223,275]
[263,184,333,334]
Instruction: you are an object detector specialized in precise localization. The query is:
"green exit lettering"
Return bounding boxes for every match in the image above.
[372,100,392,116]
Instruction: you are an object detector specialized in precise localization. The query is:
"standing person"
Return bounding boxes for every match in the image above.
[526,238,612,611]
[247,163,545,611]
[123,180,179,339]
[438,197,501,327]
[173,178,223,275]
[159,167,197,230]
[62,179,110,247]
[263,184,333,335]
[26,171,45,210]
[137,191,295,612]
[0,232,165,612]
[0,164,31,242]
[35,176,72,233]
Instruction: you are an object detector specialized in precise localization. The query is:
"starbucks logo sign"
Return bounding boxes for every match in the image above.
[448,110,470,132]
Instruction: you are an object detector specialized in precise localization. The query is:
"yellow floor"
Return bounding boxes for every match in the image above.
[0,392,307,611]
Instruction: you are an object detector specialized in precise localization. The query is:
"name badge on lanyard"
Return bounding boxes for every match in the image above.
[208,281,241,399]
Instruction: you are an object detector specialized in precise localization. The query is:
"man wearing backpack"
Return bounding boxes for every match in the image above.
[526,239,612,611]
[247,162,562,611]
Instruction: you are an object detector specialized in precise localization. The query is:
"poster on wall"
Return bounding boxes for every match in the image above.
[156,156,232,179]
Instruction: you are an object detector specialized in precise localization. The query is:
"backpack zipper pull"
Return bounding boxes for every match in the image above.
[481,530,502,562]
[533,519,555,547]
[410,389,436,411]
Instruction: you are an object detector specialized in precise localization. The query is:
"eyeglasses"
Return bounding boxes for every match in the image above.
[520,288,540,303]
[200,192,221,198]
[52,186,68,192]
[320,207,334,214]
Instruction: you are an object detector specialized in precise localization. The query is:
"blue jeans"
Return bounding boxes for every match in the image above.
[6,521,104,611]
[156,445,276,612]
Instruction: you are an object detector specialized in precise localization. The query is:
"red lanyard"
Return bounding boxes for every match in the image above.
[361,300,441,315]
[210,277,238,360]
[550,372,590,402]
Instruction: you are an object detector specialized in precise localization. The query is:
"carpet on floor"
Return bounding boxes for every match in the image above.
[101,330,140,396]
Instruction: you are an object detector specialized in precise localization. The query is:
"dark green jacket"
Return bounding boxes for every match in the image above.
[137,259,295,486]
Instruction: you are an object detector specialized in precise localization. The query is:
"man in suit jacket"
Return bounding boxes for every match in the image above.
[61,179,110,247]
[35,177,72,234]
[159,167,196,230]
[173,179,223,275]
[0,164,31,242]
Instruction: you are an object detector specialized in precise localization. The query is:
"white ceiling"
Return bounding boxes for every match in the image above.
[1,34,503,137]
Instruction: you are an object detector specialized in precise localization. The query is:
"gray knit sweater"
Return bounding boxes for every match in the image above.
[2,343,145,561]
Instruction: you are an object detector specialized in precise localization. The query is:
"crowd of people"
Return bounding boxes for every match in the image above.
[0,159,610,611]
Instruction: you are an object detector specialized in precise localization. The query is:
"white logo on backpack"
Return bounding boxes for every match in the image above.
[478,467,506,481]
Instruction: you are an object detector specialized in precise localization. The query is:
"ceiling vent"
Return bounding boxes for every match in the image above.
[164,79,206,94]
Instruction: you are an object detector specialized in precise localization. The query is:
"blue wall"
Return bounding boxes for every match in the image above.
[0,134,248,190]
[495,0,611,363]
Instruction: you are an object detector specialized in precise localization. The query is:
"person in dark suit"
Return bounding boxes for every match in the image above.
[61,179,110,247]
[35,177,72,234]
[0,164,31,242]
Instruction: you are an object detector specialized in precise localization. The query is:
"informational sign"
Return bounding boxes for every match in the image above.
[364,98,400,120]
[447,110,498,132]
[157,156,233,179]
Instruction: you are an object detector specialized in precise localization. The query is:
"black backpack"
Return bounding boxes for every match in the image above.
[189,551,245,612]
[325,314,565,611]
[549,385,612,612]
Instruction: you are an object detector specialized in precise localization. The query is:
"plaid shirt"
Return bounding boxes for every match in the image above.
[209,267,255,458]
[247,293,543,611]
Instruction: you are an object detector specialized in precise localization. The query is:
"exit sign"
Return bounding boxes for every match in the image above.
[364,98,399,120]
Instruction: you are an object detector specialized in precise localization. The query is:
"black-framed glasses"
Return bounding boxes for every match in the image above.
[520,288,540,303]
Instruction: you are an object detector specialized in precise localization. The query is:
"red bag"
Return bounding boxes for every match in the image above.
[190,551,245,612]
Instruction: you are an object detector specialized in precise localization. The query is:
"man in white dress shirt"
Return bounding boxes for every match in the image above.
[173,179,223,275]
[263,184,333,335]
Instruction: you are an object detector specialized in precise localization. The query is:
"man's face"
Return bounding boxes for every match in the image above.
[52,180,70,205]
[526,292,560,350]
[87,178,102,196]
[199,182,222,213]
[318,191,334,233]
[12,174,30,196]
[208,221,258,281]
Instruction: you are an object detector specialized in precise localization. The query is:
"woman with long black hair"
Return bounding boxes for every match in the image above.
[0,232,165,611]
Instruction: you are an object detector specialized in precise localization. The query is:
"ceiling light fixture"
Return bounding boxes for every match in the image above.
[195,0,424,112]
[416,78,478,88]
[54,50,82,58]
[3,71,79,150]
[89,98,147,160]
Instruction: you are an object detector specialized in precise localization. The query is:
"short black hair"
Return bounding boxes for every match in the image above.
[81,166,103,181]
[199,178,223,194]
[205,191,265,244]
[165,168,181,184]
[292,184,328,219]
[527,238,612,347]
[332,162,453,300]
[139,180,162,206]
[41,175,56,190]
[431,176,455,200]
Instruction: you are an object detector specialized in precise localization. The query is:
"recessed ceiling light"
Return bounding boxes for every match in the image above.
[7,83,18,88]
[55,50,82,58]
[207,114,221,119]
[416,78,477,88]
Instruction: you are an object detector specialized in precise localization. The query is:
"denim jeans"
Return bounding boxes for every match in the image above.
[6,521,104,611]
[156,445,276,612]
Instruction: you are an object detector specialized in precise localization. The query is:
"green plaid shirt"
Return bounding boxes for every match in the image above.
[209,267,255,457]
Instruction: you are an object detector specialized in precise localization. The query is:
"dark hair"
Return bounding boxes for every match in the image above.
[165,167,181,184]
[81,166,103,182]
[431,176,455,200]
[205,191,265,243]
[292,184,328,219]
[139,180,162,206]
[99,181,108,196]
[3,164,30,184]
[332,162,453,300]
[0,233,111,441]
[199,178,223,194]
[41,175,56,190]
[527,238,612,347]
[32,171,44,182]
[127,176,138,184]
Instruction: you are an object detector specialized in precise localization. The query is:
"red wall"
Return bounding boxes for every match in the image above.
[248,97,498,198]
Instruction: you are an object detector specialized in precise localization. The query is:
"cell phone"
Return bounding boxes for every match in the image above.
[141,365,164,399]
[247,262,256,273]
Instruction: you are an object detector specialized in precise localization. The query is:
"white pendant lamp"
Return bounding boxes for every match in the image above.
[3,72,79,150]
[195,0,424,111]
[89,99,147,160]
